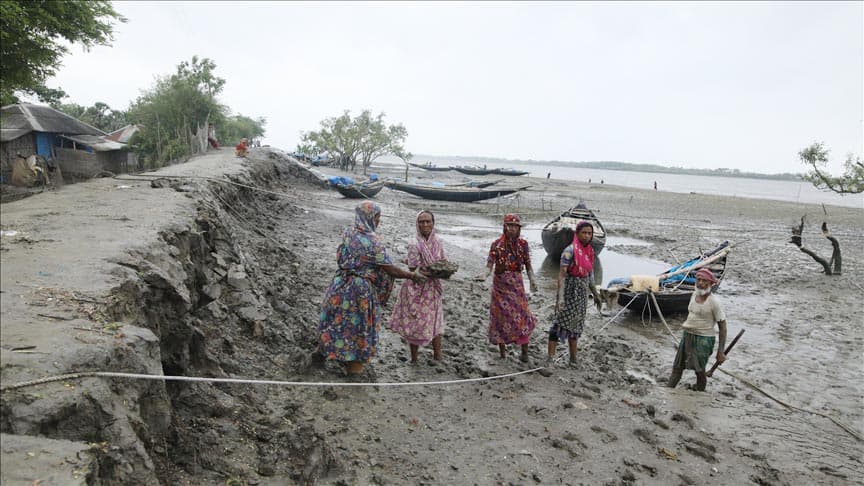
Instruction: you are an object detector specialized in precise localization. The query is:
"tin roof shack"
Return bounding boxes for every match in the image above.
[0,104,136,182]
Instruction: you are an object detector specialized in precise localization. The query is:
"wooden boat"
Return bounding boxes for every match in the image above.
[494,168,530,176]
[452,179,502,188]
[333,179,387,199]
[387,181,529,202]
[541,205,607,261]
[408,162,452,172]
[450,166,498,176]
[609,241,730,316]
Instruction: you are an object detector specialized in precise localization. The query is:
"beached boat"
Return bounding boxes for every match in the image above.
[387,181,529,202]
[494,168,530,176]
[541,205,607,261]
[450,166,498,176]
[333,179,388,199]
[408,162,452,172]
[608,241,730,316]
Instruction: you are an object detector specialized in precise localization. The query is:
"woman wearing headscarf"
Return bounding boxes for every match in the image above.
[547,220,594,364]
[317,201,427,376]
[388,210,446,363]
[475,214,538,362]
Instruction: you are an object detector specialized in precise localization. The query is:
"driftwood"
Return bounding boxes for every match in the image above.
[789,215,841,275]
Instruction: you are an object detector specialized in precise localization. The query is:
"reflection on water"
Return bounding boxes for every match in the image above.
[438,219,669,288]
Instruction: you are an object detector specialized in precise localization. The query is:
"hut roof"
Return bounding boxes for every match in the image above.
[1,103,106,142]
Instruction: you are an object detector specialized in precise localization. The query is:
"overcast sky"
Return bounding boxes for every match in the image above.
[45,1,862,174]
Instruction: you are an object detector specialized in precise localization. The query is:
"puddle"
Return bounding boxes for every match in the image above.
[438,217,669,288]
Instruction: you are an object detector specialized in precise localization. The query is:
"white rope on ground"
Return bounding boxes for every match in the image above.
[0,366,546,393]
[110,169,863,442]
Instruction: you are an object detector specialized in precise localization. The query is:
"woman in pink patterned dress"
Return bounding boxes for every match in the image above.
[475,214,538,362]
[388,211,446,363]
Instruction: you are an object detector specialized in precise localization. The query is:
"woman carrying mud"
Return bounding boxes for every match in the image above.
[387,210,446,363]
[475,214,538,362]
[547,220,594,364]
[317,201,427,376]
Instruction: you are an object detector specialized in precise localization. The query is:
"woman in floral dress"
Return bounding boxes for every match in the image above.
[317,201,426,376]
[388,210,446,363]
[476,214,538,362]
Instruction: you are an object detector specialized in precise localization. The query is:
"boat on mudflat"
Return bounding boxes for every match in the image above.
[408,162,452,172]
[387,181,529,202]
[494,168,530,176]
[332,179,388,199]
[607,241,730,316]
[450,166,498,176]
[541,205,607,261]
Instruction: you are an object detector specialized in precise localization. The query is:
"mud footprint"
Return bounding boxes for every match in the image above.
[590,425,618,443]
[680,436,717,463]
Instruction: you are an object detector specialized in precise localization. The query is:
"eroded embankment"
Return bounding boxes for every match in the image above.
[2,154,338,484]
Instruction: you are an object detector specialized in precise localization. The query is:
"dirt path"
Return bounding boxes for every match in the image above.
[2,148,862,485]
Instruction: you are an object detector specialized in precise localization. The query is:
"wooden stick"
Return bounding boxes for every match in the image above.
[707,329,745,377]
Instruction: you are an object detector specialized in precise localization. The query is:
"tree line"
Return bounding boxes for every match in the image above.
[1,1,265,169]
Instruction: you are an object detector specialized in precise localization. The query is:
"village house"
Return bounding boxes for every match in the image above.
[0,103,137,183]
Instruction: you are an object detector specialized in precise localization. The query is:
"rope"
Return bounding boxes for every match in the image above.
[716,368,863,443]
[0,366,546,393]
[110,167,862,442]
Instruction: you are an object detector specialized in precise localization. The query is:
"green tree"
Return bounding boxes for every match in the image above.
[53,101,127,132]
[799,142,864,194]
[0,0,125,105]
[127,56,226,166]
[219,114,266,146]
[302,110,408,173]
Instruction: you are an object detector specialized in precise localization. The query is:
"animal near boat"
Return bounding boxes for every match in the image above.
[387,181,528,202]
[608,241,730,315]
[333,179,387,199]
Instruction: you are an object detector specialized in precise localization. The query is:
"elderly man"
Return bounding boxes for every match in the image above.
[667,267,727,391]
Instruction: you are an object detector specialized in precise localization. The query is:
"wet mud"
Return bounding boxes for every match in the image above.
[1,147,862,484]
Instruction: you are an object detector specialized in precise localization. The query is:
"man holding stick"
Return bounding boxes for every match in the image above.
[667,268,727,391]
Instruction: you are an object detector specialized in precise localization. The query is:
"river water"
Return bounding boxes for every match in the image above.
[377,158,862,209]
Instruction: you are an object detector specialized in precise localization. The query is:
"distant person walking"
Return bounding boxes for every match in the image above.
[547,172,551,179]
[667,268,727,391]
[475,214,538,362]
[654,181,658,191]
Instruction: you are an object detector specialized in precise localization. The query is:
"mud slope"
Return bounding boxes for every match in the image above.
[2,147,862,485]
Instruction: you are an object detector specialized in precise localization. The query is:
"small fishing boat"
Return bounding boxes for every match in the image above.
[494,168,530,176]
[541,205,607,261]
[333,179,388,199]
[387,181,529,202]
[450,166,499,176]
[408,162,452,172]
[451,179,502,188]
[608,241,730,316]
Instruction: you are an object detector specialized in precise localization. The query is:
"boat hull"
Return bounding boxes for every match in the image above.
[541,207,607,260]
[388,182,527,202]
[612,244,729,316]
[334,181,386,198]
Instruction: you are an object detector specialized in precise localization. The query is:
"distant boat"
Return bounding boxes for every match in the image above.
[450,166,498,176]
[409,162,452,172]
[333,179,388,199]
[494,168,530,176]
[608,242,730,315]
[541,205,607,261]
[387,181,529,202]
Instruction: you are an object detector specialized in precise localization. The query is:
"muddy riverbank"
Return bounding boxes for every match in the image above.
[1,147,862,484]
